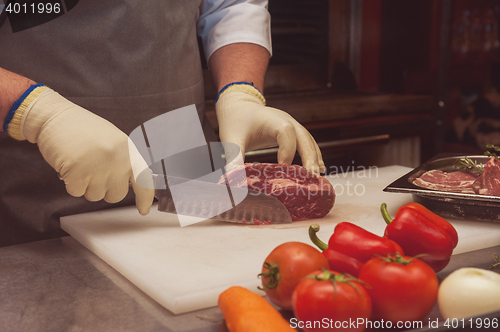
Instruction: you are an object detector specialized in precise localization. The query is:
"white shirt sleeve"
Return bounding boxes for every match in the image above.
[197,0,272,62]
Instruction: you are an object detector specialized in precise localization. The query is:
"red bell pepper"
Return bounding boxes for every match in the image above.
[308,222,404,277]
[381,202,459,272]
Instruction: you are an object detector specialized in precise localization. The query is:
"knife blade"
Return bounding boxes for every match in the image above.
[153,174,293,225]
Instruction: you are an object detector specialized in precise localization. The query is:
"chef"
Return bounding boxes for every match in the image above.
[0,0,324,247]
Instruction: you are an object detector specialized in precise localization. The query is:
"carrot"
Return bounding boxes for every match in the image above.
[218,286,295,332]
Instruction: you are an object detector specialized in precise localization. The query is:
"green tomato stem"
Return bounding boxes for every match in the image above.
[258,262,280,290]
[306,269,369,299]
[377,253,418,265]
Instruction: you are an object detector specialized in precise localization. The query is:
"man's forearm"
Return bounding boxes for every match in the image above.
[0,67,36,132]
[208,43,270,93]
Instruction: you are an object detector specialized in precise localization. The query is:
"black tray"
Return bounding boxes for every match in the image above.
[383,154,500,222]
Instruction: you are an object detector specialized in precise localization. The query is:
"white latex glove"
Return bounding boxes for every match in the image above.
[19,88,154,215]
[216,85,325,174]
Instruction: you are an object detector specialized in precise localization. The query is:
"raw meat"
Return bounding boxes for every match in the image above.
[220,163,335,221]
[472,157,500,196]
[412,170,478,194]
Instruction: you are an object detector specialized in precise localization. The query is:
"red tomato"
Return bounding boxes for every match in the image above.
[291,270,372,332]
[259,242,329,311]
[358,254,438,323]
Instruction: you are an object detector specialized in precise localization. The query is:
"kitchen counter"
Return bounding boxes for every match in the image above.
[1,237,499,332]
[0,236,224,332]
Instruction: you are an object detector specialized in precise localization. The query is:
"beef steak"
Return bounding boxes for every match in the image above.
[472,157,500,196]
[412,169,478,194]
[220,163,335,221]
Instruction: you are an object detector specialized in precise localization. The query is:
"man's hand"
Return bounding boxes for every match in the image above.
[21,88,154,215]
[216,86,325,175]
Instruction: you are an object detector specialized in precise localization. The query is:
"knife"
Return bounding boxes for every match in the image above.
[153,174,293,225]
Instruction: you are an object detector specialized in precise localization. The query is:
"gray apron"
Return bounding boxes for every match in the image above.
[0,0,213,247]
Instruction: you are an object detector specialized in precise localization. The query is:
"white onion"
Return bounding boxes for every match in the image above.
[438,267,500,319]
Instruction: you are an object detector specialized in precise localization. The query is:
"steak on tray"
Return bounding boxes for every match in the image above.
[220,163,335,221]
[412,156,500,196]
[412,169,478,194]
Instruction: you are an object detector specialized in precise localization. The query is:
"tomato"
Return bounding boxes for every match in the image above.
[259,242,329,311]
[358,253,438,323]
[291,270,372,332]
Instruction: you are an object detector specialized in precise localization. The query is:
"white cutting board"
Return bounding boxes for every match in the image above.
[60,165,500,314]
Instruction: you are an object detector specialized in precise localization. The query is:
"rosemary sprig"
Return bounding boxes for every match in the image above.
[453,145,499,174]
[484,144,500,158]
[453,156,484,175]
[489,252,500,270]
